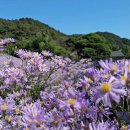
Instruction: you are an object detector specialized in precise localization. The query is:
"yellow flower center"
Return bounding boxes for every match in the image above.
[24,128,29,130]
[15,93,20,97]
[104,74,110,78]
[29,119,33,124]
[112,65,117,71]
[30,61,35,65]
[87,78,93,83]
[54,120,59,125]
[32,112,37,117]
[1,104,8,111]
[122,76,127,81]
[10,69,14,73]
[41,65,46,69]
[8,81,13,85]
[27,53,31,57]
[101,83,112,93]
[35,118,40,124]
[44,53,49,56]
[122,125,128,130]
[67,98,75,105]
[13,76,16,81]
[15,108,21,114]
[85,86,89,90]
[67,87,72,91]
[41,125,45,130]
[34,54,39,59]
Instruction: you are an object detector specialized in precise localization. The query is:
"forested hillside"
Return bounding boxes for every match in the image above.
[0,18,130,60]
[0,18,71,57]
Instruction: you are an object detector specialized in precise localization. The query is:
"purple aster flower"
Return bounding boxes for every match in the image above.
[52,57,67,67]
[7,91,20,99]
[38,63,49,72]
[24,51,32,59]
[20,103,44,127]
[79,76,92,90]
[19,97,32,106]
[120,67,130,89]
[85,67,99,81]
[42,50,53,57]
[0,97,15,115]
[16,49,26,58]
[99,59,121,75]
[0,118,12,130]
[32,52,42,60]
[94,76,126,107]
[7,90,27,100]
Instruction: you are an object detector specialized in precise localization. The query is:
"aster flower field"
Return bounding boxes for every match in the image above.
[0,49,130,130]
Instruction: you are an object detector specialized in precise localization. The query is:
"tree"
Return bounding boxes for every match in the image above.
[83,33,104,43]
[83,48,97,59]
[93,43,111,59]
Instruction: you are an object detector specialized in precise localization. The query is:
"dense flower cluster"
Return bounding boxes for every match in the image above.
[0,49,130,129]
[0,38,16,45]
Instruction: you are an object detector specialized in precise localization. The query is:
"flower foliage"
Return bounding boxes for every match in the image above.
[0,49,130,129]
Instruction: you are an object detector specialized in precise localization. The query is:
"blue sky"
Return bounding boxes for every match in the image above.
[0,0,130,38]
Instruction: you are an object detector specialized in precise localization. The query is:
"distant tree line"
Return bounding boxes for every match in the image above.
[0,18,130,60]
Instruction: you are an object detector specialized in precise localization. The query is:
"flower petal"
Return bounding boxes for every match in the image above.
[112,88,126,96]
[104,93,112,107]
[109,91,120,103]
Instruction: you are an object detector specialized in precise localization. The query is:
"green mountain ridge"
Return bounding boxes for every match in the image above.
[0,17,130,59]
